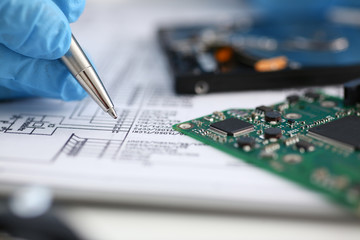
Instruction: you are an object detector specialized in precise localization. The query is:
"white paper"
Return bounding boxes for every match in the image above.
[0,2,350,218]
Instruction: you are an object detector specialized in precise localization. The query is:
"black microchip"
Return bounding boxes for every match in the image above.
[210,118,254,137]
[255,105,272,113]
[308,115,360,150]
[265,111,282,122]
[237,136,256,148]
[286,94,300,104]
[296,140,315,152]
[264,127,282,139]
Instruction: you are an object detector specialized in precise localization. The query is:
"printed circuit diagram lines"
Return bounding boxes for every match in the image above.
[54,134,123,160]
[0,114,63,135]
[0,111,134,136]
[0,103,137,136]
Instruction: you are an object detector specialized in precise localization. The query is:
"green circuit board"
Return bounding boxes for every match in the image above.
[173,92,360,215]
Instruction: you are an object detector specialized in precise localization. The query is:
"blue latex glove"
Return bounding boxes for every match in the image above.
[0,0,87,101]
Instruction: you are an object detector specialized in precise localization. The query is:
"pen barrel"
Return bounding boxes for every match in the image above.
[61,35,114,112]
[61,35,91,74]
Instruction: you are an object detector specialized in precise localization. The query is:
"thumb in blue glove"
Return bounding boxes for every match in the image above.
[0,0,88,101]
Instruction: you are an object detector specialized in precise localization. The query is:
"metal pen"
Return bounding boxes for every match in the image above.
[61,34,117,119]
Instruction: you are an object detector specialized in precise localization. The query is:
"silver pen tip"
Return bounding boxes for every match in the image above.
[107,108,118,119]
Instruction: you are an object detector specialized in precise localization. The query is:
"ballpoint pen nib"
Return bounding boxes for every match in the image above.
[107,108,118,119]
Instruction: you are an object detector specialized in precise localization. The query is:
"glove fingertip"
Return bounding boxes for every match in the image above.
[67,0,86,23]
[51,0,86,23]
[0,0,73,60]
[60,75,88,101]
[45,23,72,60]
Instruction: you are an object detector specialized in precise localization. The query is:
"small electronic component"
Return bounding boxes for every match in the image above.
[304,91,320,101]
[264,111,282,123]
[210,118,254,137]
[287,119,296,124]
[344,78,360,106]
[308,115,360,150]
[174,91,360,214]
[284,136,299,146]
[296,140,315,152]
[321,100,337,108]
[264,127,282,139]
[264,143,281,152]
[237,136,256,149]
[286,94,300,104]
[228,110,247,117]
[255,105,272,114]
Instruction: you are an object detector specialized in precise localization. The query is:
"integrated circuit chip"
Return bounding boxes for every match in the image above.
[308,115,360,150]
[210,118,253,137]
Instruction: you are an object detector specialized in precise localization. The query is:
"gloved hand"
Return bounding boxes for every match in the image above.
[0,0,87,101]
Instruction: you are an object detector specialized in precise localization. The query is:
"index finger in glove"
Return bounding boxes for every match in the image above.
[0,44,87,101]
[51,0,86,23]
[0,0,71,60]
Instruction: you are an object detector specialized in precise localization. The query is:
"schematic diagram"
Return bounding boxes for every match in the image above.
[0,114,63,135]
[0,84,190,163]
[54,134,123,160]
[0,106,136,136]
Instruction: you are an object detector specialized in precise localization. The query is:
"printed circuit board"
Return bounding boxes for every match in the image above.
[174,92,360,214]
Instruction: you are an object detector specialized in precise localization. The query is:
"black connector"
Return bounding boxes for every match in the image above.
[344,78,360,106]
